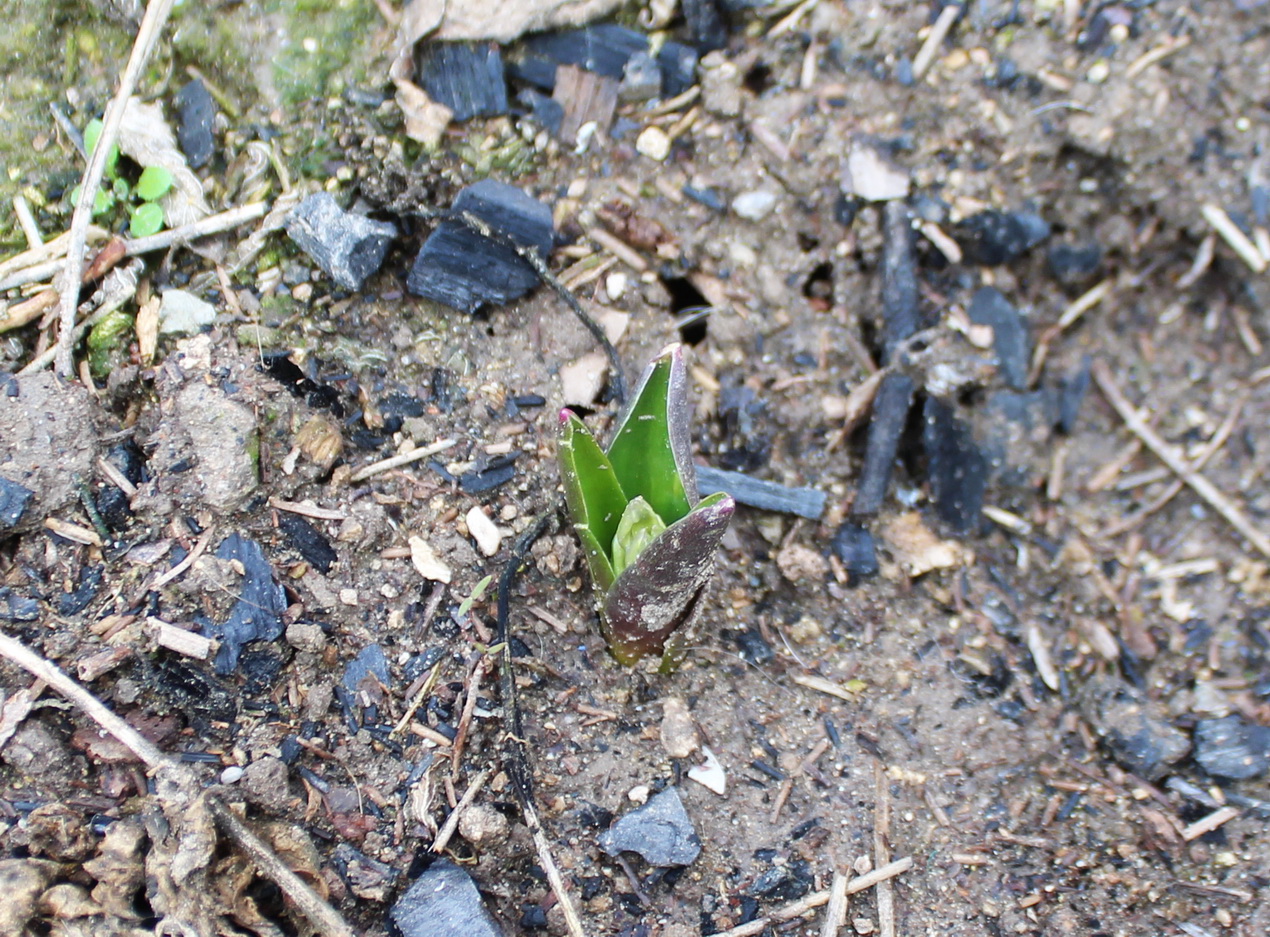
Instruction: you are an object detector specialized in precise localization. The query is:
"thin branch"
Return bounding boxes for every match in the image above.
[1092,360,1270,558]
[54,0,178,376]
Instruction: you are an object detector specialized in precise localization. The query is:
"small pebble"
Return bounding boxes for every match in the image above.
[732,189,779,221]
[466,506,502,557]
[687,746,727,796]
[220,765,245,784]
[636,126,671,161]
[605,271,628,301]
[660,696,700,759]
[628,784,651,804]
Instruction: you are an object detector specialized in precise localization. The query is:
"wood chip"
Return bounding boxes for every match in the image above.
[149,619,213,659]
[1181,806,1239,841]
[409,536,452,583]
[44,517,103,546]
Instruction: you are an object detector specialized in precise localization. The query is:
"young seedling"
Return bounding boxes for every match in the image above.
[559,344,735,668]
[71,118,174,238]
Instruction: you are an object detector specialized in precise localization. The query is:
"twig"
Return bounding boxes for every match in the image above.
[123,201,270,255]
[912,3,961,81]
[151,524,217,589]
[54,0,178,376]
[1092,361,1270,558]
[1029,278,1113,383]
[1102,393,1247,537]
[0,629,356,937]
[430,767,492,854]
[874,761,896,937]
[347,438,457,482]
[1201,203,1267,274]
[710,858,914,937]
[821,870,851,937]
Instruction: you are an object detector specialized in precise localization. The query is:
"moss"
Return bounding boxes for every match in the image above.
[265,0,377,106]
[86,309,135,378]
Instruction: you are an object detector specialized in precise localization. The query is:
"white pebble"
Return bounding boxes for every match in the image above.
[220,765,245,784]
[732,189,779,221]
[636,126,671,161]
[466,506,502,557]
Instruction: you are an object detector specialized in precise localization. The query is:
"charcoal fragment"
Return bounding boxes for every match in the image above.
[416,42,508,121]
[1194,715,1270,780]
[831,521,879,580]
[286,192,397,291]
[1078,675,1190,780]
[57,565,103,616]
[1058,355,1092,434]
[852,373,914,518]
[175,78,216,169]
[598,787,701,867]
[1047,240,1103,285]
[0,476,35,533]
[388,859,501,937]
[923,397,988,534]
[0,588,40,621]
[512,24,649,89]
[683,0,730,51]
[202,533,287,674]
[407,180,553,314]
[276,511,337,574]
[968,287,1030,390]
[696,465,824,518]
[459,455,518,493]
[516,87,564,135]
[657,41,700,97]
[955,210,1050,265]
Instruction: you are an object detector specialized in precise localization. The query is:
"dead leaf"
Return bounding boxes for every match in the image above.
[117,97,211,228]
[0,687,36,750]
[397,0,624,44]
[880,511,970,577]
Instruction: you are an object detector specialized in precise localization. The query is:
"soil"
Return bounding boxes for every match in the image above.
[2,2,1270,937]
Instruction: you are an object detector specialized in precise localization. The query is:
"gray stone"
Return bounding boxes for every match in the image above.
[1194,715,1270,780]
[388,859,500,937]
[0,476,35,533]
[286,192,397,291]
[0,372,100,533]
[158,288,216,336]
[173,381,258,513]
[1079,675,1191,780]
[598,786,701,867]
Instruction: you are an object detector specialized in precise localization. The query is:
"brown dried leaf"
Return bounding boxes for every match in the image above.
[0,686,36,750]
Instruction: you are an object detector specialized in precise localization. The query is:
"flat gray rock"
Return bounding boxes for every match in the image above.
[286,192,396,291]
[388,860,500,937]
[598,786,701,867]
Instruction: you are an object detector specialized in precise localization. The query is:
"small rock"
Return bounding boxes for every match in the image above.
[242,755,292,812]
[169,380,259,513]
[286,192,397,291]
[732,189,779,221]
[687,746,727,796]
[879,512,969,577]
[598,786,701,867]
[410,536,453,583]
[831,522,879,581]
[636,125,671,161]
[458,803,511,847]
[157,288,216,336]
[1047,241,1103,285]
[842,138,910,201]
[220,765,244,784]
[0,476,35,533]
[776,542,829,582]
[619,51,662,103]
[465,506,502,557]
[558,351,608,406]
[1194,715,1270,780]
[1078,675,1191,780]
[388,859,501,937]
[0,858,60,937]
[175,78,216,169]
[660,696,700,759]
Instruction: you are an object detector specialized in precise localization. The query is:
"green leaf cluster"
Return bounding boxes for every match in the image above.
[71,118,174,237]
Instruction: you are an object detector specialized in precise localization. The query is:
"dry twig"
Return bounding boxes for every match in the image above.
[1092,361,1270,559]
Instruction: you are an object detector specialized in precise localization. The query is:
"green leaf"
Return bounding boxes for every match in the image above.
[83,118,119,177]
[606,345,693,525]
[128,202,165,238]
[558,410,626,591]
[610,496,666,576]
[71,185,114,216]
[135,165,174,201]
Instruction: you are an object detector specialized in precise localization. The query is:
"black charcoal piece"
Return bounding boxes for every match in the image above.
[734,627,773,664]
[58,565,103,616]
[408,180,553,314]
[0,475,35,533]
[923,397,987,534]
[619,51,662,103]
[1194,715,1270,780]
[96,441,145,531]
[598,787,701,867]
[175,78,216,169]
[512,24,649,90]
[203,533,287,674]
[831,521,879,580]
[880,200,920,362]
[343,644,390,700]
[1058,355,1092,434]
[516,87,564,135]
[657,40,700,97]
[1078,675,1190,781]
[683,0,729,51]
[695,465,825,519]
[389,859,501,937]
[1047,240,1102,285]
[286,192,397,291]
[968,287,1030,390]
[459,454,518,493]
[0,587,39,621]
[851,373,914,518]
[277,511,337,574]
[955,210,1050,266]
[416,42,508,121]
